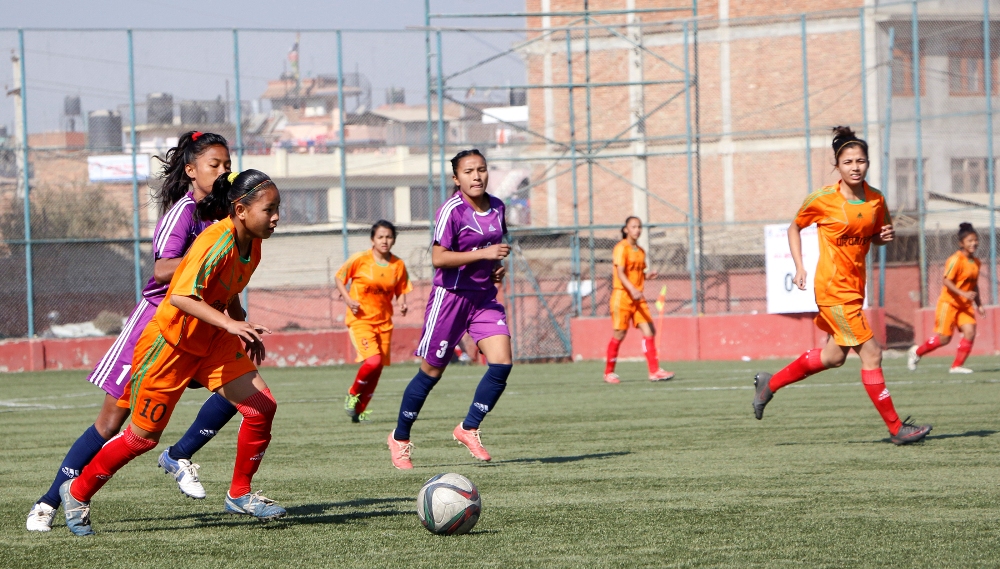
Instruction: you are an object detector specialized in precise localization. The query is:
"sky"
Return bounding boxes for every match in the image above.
[1,0,526,134]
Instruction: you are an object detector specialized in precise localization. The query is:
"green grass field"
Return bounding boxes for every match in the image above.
[2,355,1000,568]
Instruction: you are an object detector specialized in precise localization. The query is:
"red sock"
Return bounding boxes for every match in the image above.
[915,336,941,356]
[952,338,973,368]
[230,388,276,498]
[349,355,383,396]
[861,368,902,435]
[70,426,157,502]
[355,358,384,414]
[642,336,659,374]
[769,348,826,392]
[605,338,621,375]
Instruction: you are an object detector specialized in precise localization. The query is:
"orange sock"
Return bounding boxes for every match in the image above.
[605,338,621,375]
[861,368,902,435]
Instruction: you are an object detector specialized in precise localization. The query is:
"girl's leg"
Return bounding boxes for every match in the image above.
[215,371,277,499]
[355,356,384,415]
[167,392,238,460]
[453,335,512,462]
[771,335,847,392]
[951,323,976,370]
[855,339,903,435]
[35,394,129,509]
[605,329,627,378]
[637,321,672,379]
[394,360,446,441]
[916,333,951,356]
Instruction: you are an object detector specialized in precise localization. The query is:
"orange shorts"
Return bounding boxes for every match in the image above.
[814,301,873,347]
[348,321,394,365]
[610,289,653,330]
[118,320,257,432]
[934,301,976,336]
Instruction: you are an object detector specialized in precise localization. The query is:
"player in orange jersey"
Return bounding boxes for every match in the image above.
[603,216,674,384]
[336,219,413,422]
[59,170,286,536]
[752,126,931,445]
[908,222,984,373]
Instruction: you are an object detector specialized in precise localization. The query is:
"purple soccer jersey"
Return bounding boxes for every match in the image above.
[87,193,210,398]
[432,192,507,291]
[416,192,510,367]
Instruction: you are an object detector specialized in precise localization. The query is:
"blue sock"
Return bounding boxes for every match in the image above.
[395,369,440,441]
[38,424,107,508]
[463,364,512,430]
[168,393,237,460]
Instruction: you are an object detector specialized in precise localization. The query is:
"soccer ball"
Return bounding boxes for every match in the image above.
[416,473,481,535]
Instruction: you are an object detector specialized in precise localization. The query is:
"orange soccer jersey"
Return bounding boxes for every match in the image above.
[939,251,980,309]
[337,250,412,363]
[612,240,646,292]
[795,181,889,307]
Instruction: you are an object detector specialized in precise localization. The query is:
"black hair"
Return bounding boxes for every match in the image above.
[371,219,397,239]
[196,169,276,221]
[831,125,868,162]
[450,148,487,193]
[621,216,641,239]
[958,222,978,241]
[150,131,230,216]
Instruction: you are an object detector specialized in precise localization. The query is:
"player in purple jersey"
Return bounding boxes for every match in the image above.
[388,149,513,469]
[27,132,240,531]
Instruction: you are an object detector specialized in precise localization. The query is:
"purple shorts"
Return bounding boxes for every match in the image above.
[415,286,510,367]
[86,299,157,399]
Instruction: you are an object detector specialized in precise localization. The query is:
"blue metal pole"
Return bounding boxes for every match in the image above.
[585,2,596,316]
[913,1,928,307]
[566,30,581,315]
[684,23,697,316]
[127,31,141,306]
[337,31,350,263]
[879,28,897,308]
[425,0,436,242]
[986,0,997,305]
[436,31,447,205]
[233,30,244,171]
[860,7,873,303]
[801,14,812,193]
[18,30,34,337]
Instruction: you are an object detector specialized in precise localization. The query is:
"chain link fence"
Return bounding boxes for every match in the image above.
[1,1,999,358]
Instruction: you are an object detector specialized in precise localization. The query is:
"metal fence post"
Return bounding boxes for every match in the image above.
[801,14,812,194]
[912,1,928,307]
[127,30,142,305]
[684,22,698,316]
[566,30,582,315]
[337,30,350,262]
[880,28,897,308]
[17,30,34,337]
[436,31,447,204]
[425,0,436,242]
[985,0,997,304]
[860,7,873,304]
[233,30,244,171]
[584,2,597,316]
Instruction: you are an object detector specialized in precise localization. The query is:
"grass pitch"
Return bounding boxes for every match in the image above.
[2,355,1000,568]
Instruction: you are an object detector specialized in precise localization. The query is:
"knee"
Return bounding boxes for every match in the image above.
[95,408,128,439]
[488,363,513,383]
[237,388,277,422]
[612,330,627,341]
[939,335,952,345]
[366,354,384,369]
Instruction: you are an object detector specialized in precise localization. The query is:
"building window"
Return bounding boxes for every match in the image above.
[895,158,926,210]
[409,186,444,221]
[892,49,926,96]
[281,189,328,225]
[948,39,998,96]
[347,187,395,223]
[951,158,988,194]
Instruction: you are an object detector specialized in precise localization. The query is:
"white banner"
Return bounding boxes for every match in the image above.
[765,223,819,314]
[88,154,150,182]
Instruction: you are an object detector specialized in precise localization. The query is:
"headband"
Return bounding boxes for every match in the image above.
[191,131,203,141]
[834,138,867,157]
[230,179,275,204]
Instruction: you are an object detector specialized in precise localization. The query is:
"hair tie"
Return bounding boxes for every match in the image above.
[227,171,240,184]
[191,131,203,141]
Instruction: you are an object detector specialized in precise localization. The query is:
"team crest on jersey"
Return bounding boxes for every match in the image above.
[489,224,496,232]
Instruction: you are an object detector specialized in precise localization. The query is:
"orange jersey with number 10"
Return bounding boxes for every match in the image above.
[795,181,889,307]
[154,217,261,357]
[337,250,413,327]
[612,240,646,291]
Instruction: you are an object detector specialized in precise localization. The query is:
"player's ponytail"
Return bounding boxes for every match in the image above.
[958,222,977,241]
[197,169,275,220]
[621,216,640,240]
[150,130,230,216]
[831,125,868,162]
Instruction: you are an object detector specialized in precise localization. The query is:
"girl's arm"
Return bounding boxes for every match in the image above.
[788,222,808,291]
[616,264,642,300]
[432,243,509,269]
[942,276,976,303]
[170,295,270,363]
[227,296,246,321]
[153,257,183,285]
[397,293,408,316]
[335,276,360,315]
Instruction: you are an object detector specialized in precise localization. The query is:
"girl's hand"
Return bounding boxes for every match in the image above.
[224,320,270,364]
[793,269,808,291]
[978,304,987,317]
[647,271,659,280]
[346,298,361,315]
[629,288,643,301]
[399,302,408,317]
[480,243,511,261]
[878,224,895,243]
[491,264,506,283]
[963,290,977,301]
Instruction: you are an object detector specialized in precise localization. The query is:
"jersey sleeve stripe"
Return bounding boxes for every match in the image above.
[798,188,835,213]
[154,197,193,256]
[190,234,234,296]
[433,196,463,242]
